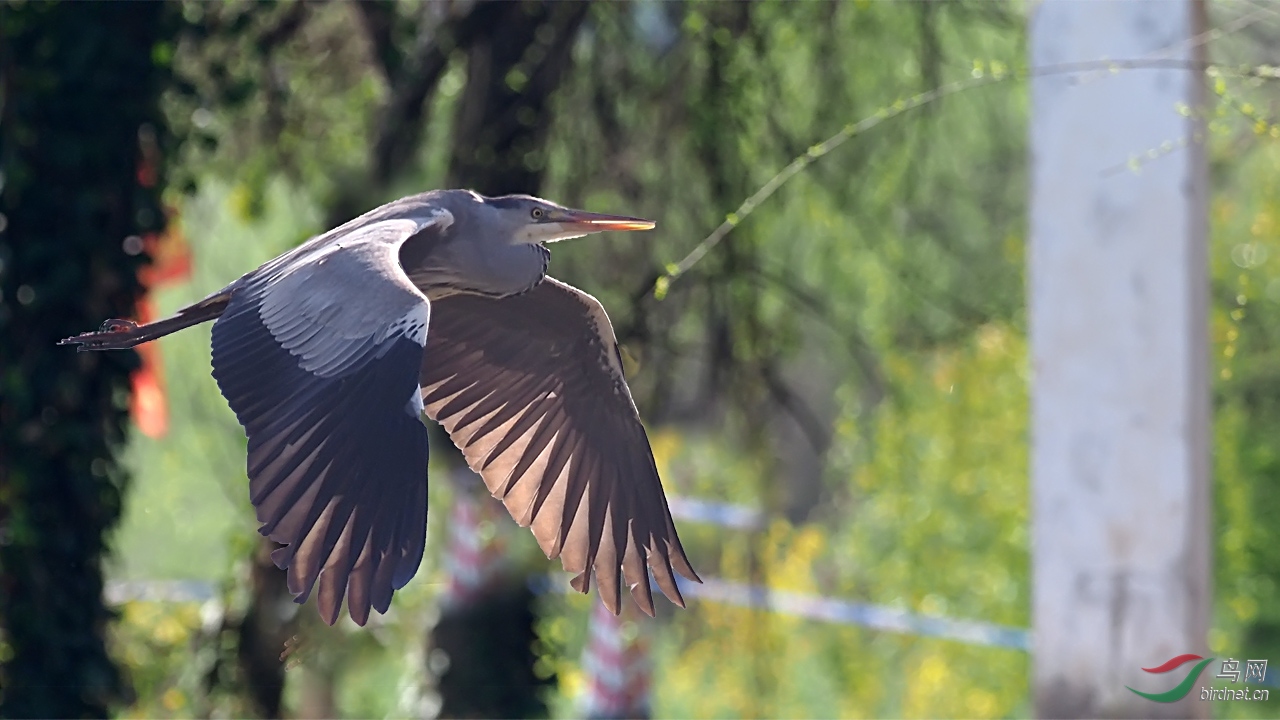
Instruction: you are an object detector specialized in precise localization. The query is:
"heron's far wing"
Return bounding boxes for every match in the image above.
[420,278,700,616]
[211,213,450,626]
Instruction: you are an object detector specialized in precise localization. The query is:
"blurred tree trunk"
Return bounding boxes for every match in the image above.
[427,2,590,718]
[0,3,174,716]
[445,1,590,194]
[233,542,294,718]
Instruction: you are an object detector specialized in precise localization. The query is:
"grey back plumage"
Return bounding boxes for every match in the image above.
[236,190,546,302]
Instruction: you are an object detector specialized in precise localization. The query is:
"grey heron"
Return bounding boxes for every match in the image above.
[61,189,700,626]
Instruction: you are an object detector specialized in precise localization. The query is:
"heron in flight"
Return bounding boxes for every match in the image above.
[61,190,700,626]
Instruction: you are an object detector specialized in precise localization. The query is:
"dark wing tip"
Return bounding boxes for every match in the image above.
[681,565,703,584]
[648,548,686,608]
[670,548,702,584]
[630,580,656,617]
[601,580,622,615]
[349,600,371,627]
[319,594,342,627]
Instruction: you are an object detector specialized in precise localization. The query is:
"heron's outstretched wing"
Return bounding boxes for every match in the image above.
[211,214,450,626]
[420,278,700,616]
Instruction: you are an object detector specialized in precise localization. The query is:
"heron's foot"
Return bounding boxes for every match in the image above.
[101,318,139,333]
[58,318,143,351]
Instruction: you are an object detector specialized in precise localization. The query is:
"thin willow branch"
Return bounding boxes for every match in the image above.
[651,58,1280,300]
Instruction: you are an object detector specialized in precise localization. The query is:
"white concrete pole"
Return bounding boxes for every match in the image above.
[1029,1,1210,718]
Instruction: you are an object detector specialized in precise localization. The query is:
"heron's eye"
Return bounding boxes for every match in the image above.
[531,207,545,220]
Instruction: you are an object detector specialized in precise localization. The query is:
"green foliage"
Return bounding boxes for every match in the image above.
[42,0,1280,717]
[163,2,386,207]
[0,3,177,715]
[107,2,1037,716]
[1204,104,1280,716]
[110,602,209,719]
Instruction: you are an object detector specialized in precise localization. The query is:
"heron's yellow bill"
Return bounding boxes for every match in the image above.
[557,209,656,232]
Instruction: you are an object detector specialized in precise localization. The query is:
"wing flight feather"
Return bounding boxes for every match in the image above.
[211,213,451,625]
[420,278,699,616]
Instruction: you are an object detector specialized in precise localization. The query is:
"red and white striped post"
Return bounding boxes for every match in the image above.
[439,468,506,610]
[579,598,652,719]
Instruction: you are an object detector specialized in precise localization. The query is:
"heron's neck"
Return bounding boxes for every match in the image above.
[402,234,548,300]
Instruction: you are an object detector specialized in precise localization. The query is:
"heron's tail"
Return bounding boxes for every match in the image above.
[58,291,232,351]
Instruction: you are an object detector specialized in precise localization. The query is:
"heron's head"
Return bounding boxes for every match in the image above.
[484,194,655,245]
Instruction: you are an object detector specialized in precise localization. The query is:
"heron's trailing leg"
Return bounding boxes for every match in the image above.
[59,319,145,350]
[58,291,232,351]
